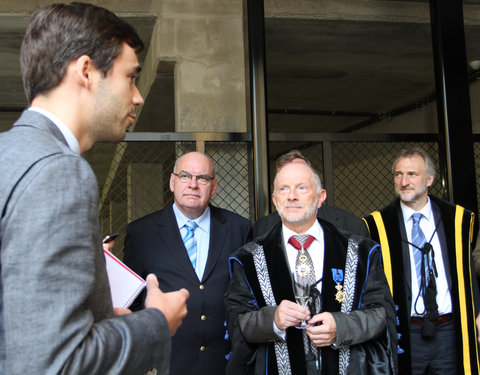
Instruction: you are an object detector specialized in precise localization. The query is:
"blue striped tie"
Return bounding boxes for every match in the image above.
[183,220,198,269]
[411,213,427,289]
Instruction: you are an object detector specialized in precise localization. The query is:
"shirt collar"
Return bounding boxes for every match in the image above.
[172,203,210,232]
[28,107,80,154]
[400,196,433,223]
[282,219,323,246]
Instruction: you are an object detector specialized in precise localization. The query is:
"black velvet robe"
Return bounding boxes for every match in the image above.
[225,219,397,375]
[364,195,480,375]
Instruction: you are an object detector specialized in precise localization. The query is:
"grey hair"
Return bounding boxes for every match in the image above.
[274,162,323,194]
[275,149,311,172]
[392,148,436,178]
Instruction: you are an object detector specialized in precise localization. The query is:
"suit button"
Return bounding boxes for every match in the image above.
[200,346,206,352]
[199,284,205,290]
[201,315,207,321]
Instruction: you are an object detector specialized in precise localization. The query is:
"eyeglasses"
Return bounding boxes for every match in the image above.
[173,172,215,185]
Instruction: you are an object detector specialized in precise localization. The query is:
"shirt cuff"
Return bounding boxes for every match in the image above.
[273,321,286,340]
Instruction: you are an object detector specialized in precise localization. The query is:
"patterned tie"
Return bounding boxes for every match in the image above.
[289,234,316,287]
[411,213,427,290]
[183,220,198,269]
[289,234,319,365]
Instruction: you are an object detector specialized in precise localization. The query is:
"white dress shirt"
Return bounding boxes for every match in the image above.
[400,198,452,316]
[274,220,325,338]
[282,220,325,292]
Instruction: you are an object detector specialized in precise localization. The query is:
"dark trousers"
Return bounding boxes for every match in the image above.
[410,319,456,375]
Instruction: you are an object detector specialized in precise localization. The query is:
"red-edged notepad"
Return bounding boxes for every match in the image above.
[103,249,146,308]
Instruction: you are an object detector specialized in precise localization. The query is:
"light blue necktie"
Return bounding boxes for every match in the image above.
[411,213,427,289]
[183,220,198,269]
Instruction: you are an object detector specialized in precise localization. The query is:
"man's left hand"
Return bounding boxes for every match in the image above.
[306,312,337,347]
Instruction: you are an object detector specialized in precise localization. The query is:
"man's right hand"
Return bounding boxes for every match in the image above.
[144,273,190,336]
[274,299,310,330]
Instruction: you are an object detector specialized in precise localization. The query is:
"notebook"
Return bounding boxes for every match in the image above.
[103,249,146,308]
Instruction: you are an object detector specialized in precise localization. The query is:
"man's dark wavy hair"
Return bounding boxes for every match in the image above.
[20,2,144,104]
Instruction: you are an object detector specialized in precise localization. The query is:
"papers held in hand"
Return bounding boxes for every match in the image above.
[103,249,146,308]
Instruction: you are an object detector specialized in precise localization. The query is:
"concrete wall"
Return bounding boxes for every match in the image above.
[0,0,248,133]
[137,0,248,133]
[2,0,478,135]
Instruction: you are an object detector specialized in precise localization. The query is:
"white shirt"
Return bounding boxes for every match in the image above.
[400,198,452,316]
[274,220,325,338]
[172,203,211,280]
[281,220,325,292]
[28,107,80,154]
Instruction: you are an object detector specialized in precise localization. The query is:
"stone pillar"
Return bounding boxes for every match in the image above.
[138,0,248,133]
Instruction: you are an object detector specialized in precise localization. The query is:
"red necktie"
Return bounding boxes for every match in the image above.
[289,234,316,282]
[288,234,315,250]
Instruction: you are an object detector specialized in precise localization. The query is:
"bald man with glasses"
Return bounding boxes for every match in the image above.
[124,151,252,375]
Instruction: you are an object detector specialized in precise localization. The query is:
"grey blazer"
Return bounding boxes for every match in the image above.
[0,111,170,374]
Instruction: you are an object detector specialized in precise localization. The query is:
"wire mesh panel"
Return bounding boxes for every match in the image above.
[83,134,460,258]
[84,140,252,258]
[84,141,194,257]
[332,141,443,217]
[267,139,443,219]
[206,142,253,220]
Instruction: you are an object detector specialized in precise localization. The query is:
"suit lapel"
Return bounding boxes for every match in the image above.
[157,205,199,281]
[202,206,227,282]
[431,199,453,289]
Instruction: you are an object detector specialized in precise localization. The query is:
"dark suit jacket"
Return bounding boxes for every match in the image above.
[124,204,252,375]
[253,205,369,238]
[0,110,170,374]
